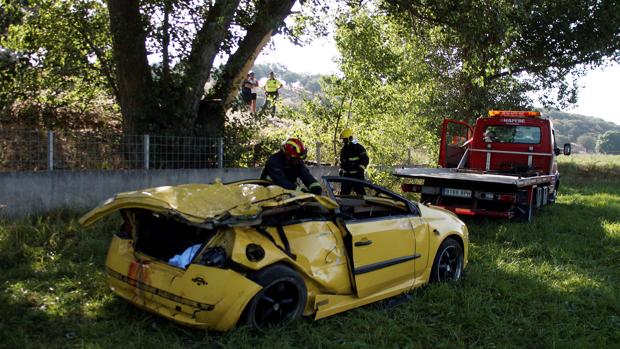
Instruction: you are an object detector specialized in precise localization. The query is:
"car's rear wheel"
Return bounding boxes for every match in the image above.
[245,264,307,330]
[430,238,463,282]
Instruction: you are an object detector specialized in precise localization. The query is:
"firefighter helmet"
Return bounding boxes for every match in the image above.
[281,138,307,160]
[340,128,353,139]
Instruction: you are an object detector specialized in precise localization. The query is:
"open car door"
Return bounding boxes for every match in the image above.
[439,119,473,168]
[323,177,426,298]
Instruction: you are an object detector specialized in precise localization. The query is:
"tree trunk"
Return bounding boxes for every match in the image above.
[199,0,296,135]
[161,0,172,92]
[106,0,155,134]
[178,0,240,125]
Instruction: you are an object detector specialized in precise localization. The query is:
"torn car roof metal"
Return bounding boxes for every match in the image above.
[79,181,338,227]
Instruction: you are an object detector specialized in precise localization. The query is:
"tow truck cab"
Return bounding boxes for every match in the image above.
[399,110,571,221]
[440,110,571,176]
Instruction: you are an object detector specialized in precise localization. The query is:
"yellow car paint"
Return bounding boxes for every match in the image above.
[81,180,469,331]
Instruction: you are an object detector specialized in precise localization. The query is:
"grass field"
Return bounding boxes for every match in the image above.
[1,154,619,348]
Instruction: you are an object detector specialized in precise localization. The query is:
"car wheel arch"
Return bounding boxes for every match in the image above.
[242,262,309,330]
[429,235,465,283]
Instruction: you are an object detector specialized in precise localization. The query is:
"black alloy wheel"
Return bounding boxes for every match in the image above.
[245,264,307,330]
[430,238,464,282]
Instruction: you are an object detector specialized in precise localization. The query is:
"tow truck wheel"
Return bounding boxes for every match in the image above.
[549,179,560,204]
[515,190,534,223]
[245,264,307,330]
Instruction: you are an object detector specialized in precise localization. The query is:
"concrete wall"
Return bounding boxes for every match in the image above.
[0,167,337,218]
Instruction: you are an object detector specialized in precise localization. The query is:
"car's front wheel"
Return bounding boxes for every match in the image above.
[430,238,464,282]
[245,264,307,330]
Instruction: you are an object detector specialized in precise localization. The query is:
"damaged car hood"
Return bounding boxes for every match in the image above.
[79,181,338,227]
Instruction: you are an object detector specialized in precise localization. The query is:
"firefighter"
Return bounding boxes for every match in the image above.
[339,128,369,195]
[261,138,323,195]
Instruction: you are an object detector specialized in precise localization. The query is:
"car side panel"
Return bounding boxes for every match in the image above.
[418,205,469,282]
[225,222,353,296]
[345,217,416,298]
[409,216,431,278]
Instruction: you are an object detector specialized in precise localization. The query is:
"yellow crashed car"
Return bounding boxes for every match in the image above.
[80,177,468,331]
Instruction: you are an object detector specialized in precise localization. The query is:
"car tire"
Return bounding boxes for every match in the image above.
[244,264,307,330]
[430,238,464,282]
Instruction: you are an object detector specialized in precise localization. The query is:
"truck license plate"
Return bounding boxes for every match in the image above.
[443,188,472,198]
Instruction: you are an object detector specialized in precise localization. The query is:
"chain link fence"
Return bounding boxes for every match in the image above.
[1,129,431,172]
[1,129,228,171]
[0,129,335,172]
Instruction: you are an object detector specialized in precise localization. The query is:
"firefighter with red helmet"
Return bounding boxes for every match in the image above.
[260,138,323,195]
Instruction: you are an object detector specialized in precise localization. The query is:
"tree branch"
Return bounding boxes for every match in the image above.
[179,0,241,118]
[207,0,296,108]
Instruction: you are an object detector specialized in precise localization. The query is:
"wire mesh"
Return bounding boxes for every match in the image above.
[0,129,227,172]
[149,135,219,169]
[0,129,433,172]
[0,129,48,171]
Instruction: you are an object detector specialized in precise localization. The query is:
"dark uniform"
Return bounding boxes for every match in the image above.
[260,151,322,194]
[339,142,369,195]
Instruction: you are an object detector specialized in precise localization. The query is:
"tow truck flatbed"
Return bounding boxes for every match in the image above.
[395,110,571,222]
[394,167,556,188]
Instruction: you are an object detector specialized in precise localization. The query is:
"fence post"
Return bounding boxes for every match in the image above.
[47,130,54,171]
[316,142,322,166]
[407,148,412,166]
[143,134,150,170]
[218,137,224,168]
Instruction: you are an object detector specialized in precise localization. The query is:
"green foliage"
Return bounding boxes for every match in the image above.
[0,0,118,130]
[596,131,620,154]
[381,0,620,113]
[309,11,442,165]
[1,156,620,347]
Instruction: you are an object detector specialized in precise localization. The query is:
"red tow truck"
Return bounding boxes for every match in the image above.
[395,110,571,222]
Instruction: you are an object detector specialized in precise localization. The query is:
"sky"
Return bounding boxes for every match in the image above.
[256,35,620,126]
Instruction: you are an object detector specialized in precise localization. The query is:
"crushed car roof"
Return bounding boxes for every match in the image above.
[79,181,338,227]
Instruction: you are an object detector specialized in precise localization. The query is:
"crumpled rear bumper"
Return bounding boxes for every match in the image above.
[106,236,261,331]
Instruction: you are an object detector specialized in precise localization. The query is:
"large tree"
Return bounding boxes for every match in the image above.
[107,0,303,136]
[379,0,620,119]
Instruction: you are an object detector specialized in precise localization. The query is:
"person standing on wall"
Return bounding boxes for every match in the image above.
[339,128,369,195]
[264,71,283,115]
[247,71,259,115]
[241,72,253,109]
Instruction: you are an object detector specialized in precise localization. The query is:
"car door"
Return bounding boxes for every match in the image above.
[439,119,474,168]
[324,177,423,298]
[344,215,418,298]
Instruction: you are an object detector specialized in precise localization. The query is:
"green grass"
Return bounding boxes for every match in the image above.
[1,155,620,348]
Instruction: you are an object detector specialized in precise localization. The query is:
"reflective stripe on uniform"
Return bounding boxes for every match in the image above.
[344,170,358,174]
[309,182,321,189]
[348,156,360,161]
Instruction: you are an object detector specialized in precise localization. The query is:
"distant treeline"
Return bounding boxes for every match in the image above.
[546,110,620,153]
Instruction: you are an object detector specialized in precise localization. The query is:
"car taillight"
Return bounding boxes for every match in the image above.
[401,183,422,193]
